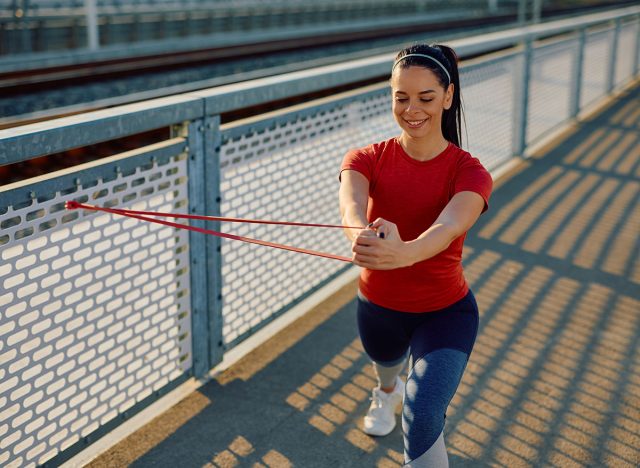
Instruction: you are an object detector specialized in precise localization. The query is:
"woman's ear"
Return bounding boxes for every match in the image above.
[443,83,454,110]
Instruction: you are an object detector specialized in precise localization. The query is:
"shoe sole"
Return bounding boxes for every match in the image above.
[362,421,396,437]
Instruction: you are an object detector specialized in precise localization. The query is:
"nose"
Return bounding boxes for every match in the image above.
[404,102,420,115]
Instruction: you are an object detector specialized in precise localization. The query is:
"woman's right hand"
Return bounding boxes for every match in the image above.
[351,226,377,258]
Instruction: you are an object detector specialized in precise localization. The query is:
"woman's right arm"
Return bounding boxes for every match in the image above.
[339,170,370,242]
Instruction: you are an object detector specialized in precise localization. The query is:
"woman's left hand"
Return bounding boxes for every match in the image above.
[351,218,415,269]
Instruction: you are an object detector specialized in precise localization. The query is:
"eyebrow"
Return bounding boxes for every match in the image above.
[395,90,436,95]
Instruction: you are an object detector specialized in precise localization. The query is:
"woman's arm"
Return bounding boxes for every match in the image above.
[339,170,371,242]
[352,191,486,269]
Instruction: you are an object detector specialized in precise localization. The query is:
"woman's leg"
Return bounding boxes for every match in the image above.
[402,291,480,466]
[357,292,411,435]
[374,358,407,389]
[405,429,448,467]
[402,348,469,467]
[356,291,411,366]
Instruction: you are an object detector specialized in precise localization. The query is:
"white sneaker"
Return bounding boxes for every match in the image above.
[362,376,405,436]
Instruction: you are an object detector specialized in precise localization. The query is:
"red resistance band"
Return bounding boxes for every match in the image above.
[65,201,364,262]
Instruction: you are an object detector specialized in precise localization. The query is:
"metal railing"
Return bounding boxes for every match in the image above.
[0,5,639,467]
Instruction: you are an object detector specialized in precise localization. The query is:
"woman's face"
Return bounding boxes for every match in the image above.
[390,65,453,140]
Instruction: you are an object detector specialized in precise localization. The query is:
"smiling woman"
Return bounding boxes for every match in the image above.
[338,44,493,467]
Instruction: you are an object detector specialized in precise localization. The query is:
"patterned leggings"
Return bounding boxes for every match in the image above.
[357,290,479,463]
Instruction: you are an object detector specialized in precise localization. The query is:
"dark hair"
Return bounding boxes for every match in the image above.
[393,44,464,147]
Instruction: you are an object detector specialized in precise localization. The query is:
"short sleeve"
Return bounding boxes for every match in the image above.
[339,146,376,182]
[454,155,493,213]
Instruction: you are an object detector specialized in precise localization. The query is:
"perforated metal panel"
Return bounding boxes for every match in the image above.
[581,27,614,108]
[614,20,639,87]
[460,54,517,170]
[0,153,191,468]
[218,89,398,346]
[527,38,577,145]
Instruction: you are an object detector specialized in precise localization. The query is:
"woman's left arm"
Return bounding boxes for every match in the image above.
[351,191,486,269]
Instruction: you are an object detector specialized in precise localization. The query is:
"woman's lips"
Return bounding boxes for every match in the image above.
[404,118,427,128]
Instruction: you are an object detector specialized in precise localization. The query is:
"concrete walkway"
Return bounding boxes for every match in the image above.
[86,82,640,468]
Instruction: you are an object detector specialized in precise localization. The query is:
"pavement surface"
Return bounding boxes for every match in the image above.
[86,82,640,468]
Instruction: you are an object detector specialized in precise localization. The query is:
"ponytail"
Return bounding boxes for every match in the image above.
[434,45,463,148]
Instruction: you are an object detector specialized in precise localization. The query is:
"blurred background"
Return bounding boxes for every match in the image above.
[2,0,633,185]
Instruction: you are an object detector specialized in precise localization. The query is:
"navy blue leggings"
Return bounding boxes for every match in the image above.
[357,290,479,461]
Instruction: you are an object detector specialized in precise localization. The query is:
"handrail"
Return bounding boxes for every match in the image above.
[0,95,202,166]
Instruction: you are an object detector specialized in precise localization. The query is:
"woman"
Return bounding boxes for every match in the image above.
[338,44,493,467]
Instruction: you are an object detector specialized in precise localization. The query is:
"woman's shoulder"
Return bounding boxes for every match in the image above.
[347,137,397,159]
[449,144,489,171]
[341,137,397,180]
[447,143,472,160]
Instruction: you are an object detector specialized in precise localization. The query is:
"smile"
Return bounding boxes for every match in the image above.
[404,118,427,128]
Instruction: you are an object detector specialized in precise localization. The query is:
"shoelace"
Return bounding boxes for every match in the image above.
[370,389,388,409]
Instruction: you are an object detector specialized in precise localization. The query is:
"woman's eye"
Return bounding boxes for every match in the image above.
[394,98,433,103]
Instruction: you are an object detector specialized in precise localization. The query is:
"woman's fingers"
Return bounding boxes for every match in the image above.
[352,218,404,269]
[368,217,385,229]
[368,218,398,240]
[352,255,377,268]
[352,234,382,252]
[353,254,390,269]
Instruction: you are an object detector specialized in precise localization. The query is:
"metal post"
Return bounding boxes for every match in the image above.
[14,0,32,53]
[183,118,210,378]
[85,0,99,50]
[517,0,527,26]
[204,116,225,370]
[570,28,586,119]
[181,114,224,378]
[634,15,640,76]
[513,38,533,156]
[606,19,620,93]
[532,0,542,24]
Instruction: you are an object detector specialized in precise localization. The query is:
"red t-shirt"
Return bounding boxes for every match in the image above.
[340,137,493,312]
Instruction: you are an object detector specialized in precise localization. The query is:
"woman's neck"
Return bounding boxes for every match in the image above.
[398,133,450,161]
